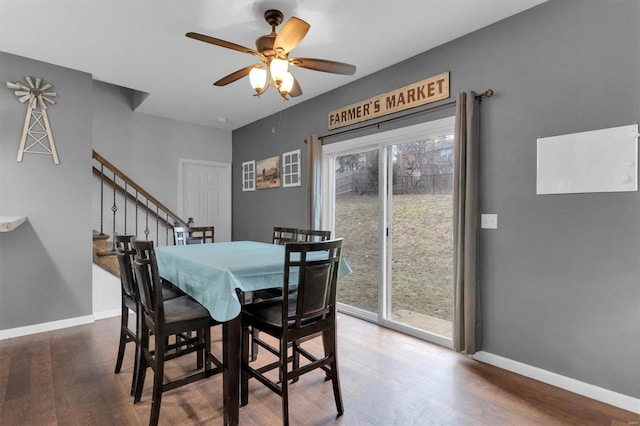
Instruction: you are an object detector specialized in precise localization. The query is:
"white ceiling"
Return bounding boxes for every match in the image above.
[0,0,547,131]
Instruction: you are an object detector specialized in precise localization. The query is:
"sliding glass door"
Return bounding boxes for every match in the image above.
[334,149,380,317]
[388,137,454,339]
[323,117,455,346]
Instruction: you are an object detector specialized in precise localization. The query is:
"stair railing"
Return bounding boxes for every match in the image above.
[92,150,190,253]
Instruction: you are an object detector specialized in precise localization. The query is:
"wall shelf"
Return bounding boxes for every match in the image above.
[0,216,27,232]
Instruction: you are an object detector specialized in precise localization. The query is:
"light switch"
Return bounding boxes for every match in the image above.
[481,214,498,229]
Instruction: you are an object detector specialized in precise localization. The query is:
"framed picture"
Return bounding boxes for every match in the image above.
[256,155,281,189]
[282,149,301,187]
[242,160,256,191]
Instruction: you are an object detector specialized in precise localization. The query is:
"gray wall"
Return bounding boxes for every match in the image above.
[0,53,232,331]
[92,80,232,215]
[232,0,640,399]
[0,52,93,328]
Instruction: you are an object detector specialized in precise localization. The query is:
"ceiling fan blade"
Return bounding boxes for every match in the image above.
[289,77,302,97]
[214,64,260,86]
[186,32,266,61]
[274,17,310,54]
[290,58,356,75]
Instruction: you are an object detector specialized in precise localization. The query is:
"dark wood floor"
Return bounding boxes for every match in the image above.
[0,314,637,425]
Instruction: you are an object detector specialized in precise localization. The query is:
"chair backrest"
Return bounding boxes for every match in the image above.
[173,226,191,245]
[283,239,343,328]
[131,239,162,320]
[297,229,331,242]
[185,236,204,245]
[273,227,299,245]
[189,226,215,243]
[114,234,137,300]
[173,226,215,245]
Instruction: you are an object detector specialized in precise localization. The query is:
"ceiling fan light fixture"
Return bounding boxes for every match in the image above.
[187,9,356,101]
[249,67,268,93]
[279,71,294,94]
[270,58,289,86]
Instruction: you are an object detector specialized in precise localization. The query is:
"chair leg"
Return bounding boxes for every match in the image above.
[196,329,204,370]
[133,323,149,404]
[291,341,300,383]
[331,358,344,417]
[280,338,290,426]
[240,322,250,406]
[250,328,259,361]
[323,328,344,416]
[150,335,165,426]
[114,302,128,374]
[131,306,143,396]
[203,326,212,371]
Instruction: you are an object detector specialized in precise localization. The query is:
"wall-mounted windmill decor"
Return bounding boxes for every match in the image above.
[6,76,59,164]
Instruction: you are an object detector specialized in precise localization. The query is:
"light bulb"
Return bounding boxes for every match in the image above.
[249,67,268,93]
[279,72,294,94]
[270,58,288,86]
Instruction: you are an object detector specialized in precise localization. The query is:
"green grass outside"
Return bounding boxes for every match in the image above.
[335,193,454,322]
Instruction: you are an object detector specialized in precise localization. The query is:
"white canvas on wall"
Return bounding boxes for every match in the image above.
[536,124,639,194]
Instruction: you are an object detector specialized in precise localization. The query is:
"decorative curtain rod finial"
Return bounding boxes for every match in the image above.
[475,89,494,103]
[476,89,494,101]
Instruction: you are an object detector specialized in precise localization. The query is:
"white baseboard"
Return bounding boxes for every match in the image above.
[0,314,95,340]
[473,351,640,415]
[94,308,122,320]
[1,268,122,340]
[0,308,124,340]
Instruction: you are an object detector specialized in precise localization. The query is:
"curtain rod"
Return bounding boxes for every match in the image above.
[317,89,494,142]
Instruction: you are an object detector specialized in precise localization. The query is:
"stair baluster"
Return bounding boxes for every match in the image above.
[123,181,128,234]
[111,170,118,252]
[92,151,190,265]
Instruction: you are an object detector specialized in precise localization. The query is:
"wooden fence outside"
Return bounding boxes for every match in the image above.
[336,170,453,196]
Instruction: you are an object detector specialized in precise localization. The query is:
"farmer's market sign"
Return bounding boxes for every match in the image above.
[327,71,449,130]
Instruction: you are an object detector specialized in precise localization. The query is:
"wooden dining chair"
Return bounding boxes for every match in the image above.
[173,225,215,245]
[272,226,298,245]
[250,225,300,302]
[172,226,191,245]
[189,226,215,243]
[131,239,223,426]
[248,226,300,356]
[185,236,204,244]
[241,239,344,426]
[113,235,183,397]
[297,229,331,242]
[249,226,327,360]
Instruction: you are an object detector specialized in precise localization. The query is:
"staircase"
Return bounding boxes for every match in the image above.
[92,150,191,276]
[93,230,119,277]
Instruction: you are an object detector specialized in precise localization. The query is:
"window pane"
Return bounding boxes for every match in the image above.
[335,149,379,314]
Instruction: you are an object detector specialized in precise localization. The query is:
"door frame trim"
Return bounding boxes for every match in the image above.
[322,116,455,348]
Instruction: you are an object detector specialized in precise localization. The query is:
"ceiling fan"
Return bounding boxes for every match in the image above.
[186,9,356,100]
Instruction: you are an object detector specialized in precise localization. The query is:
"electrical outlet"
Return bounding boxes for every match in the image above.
[481,214,498,229]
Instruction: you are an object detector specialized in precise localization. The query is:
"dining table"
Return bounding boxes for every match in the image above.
[154,240,350,425]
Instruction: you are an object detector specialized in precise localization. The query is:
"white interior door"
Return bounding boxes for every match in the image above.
[179,159,231,242]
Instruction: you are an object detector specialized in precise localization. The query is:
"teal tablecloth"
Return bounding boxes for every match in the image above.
[155,241,350,322]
